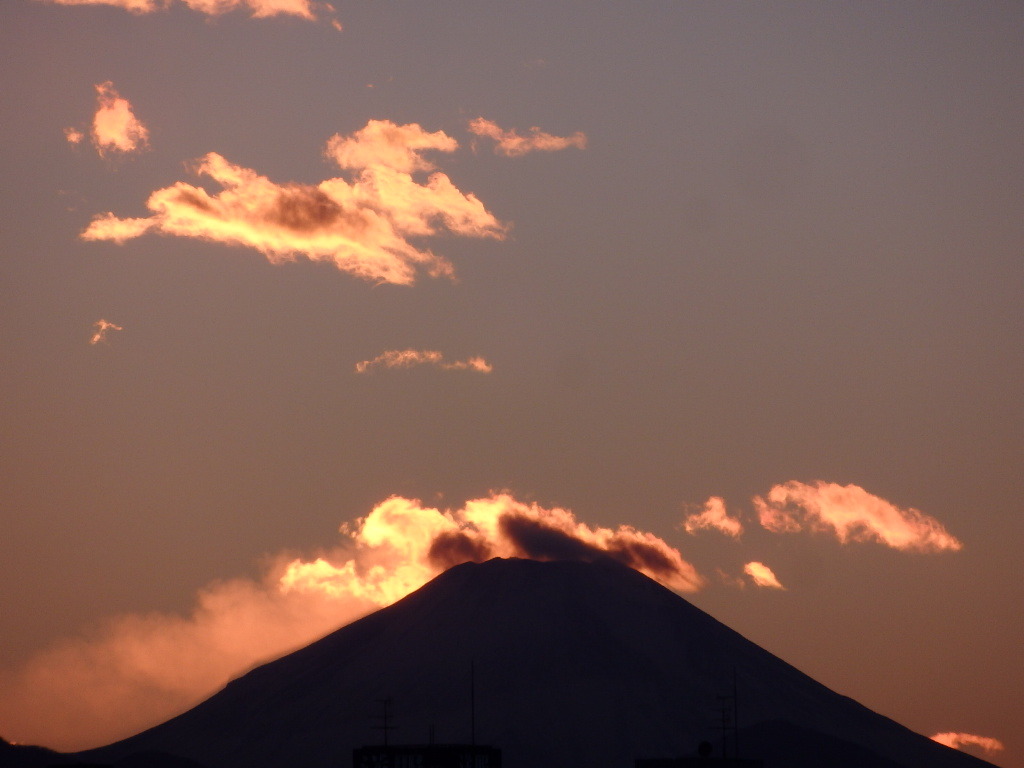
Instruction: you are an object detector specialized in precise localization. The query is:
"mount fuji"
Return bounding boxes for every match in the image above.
[60,558,993,768]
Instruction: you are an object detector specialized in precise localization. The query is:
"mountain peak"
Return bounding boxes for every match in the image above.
[82,558,991,768]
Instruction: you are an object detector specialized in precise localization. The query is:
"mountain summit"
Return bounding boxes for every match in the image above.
[82,558,991,768]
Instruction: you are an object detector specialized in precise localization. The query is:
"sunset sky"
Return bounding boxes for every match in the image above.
[1,2,1021,766]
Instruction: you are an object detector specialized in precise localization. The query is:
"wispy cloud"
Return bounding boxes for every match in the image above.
[82,121,507,285]
[754,481,962,552]
[355,349,492,374]
[83,214,154,243]
[682,496,743,537]
[70,81,149,157]
[0,494,700,751]
[714,567,747,589]
[41,0,164,11]
[89,318,123,344]
[36,0,325,21]
[468,117,587,157]
[931,732,1005,755]
[743,561,785,589]
[182,0,317,19]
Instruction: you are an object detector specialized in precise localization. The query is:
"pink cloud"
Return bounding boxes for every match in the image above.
[714,567,747,589]
[325,120,458,173]
[931,732,1004,755]
[181,0,315,19]
[468,117,587,157]
[89,319,123,345]
[90,82,150,157]
[41,0,164,11]
[83,214,154,244]
[682,496,743,537]
[743,561,785,590]
[754,481,962,552]
[355,349,492,374]
[37,0,322,20]
[82,121,507,285]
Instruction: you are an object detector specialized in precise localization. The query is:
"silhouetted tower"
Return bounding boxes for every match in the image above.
[715,669,740,759]
[373,697,396,747]
[470,660,476,750]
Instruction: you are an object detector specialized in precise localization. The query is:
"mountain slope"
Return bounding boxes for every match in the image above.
[81,558,991,768]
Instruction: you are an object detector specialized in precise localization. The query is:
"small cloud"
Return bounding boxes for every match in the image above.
[181,0,314,19]
[89,319,123,345]
[743,561,785,590]
[468,117,587,157]
[931,732,1004,756]
[36,0,324,21]
[83,214,154,244]
[682,496,743,537]
[64,126,85,145]
[81,120,507,286]
[355,349,492,374]
[40,0,165,11]
[714,567,747,589]
[753,481,962,553]
[91,82,150,157]
[324,119,457,174]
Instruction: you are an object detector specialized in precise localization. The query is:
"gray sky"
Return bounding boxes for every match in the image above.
[1,2,1021,765]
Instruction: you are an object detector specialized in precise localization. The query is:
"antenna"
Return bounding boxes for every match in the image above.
[470,659,476,750]
[715,671,739,759]
[733,665,740,759]
[716,695,732,758]
[373,697,396,747]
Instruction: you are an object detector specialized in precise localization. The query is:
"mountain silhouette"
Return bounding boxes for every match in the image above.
[72,558,992,768]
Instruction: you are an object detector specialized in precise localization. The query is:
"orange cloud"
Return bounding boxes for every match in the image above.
[325,120,457,173]
[89,319,123,344]
[90,82,150,156]
[64,126,85,145]
[355,349,492,374]
[180,0,315,19]
[743,561,785,590]
[931,732,1004,755]
[682,496,743,537]
[0,494,700,751]
[37,0,321,20]
[468,117,587,157]
[83,214,154,244]
[82,121,507,285]
[284,494,704,597]
[754,481,962,552]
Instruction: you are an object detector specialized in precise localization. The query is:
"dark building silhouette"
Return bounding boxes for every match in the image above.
[353,745,500,768]
[635,760,764,768]
[636,740,763,768]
